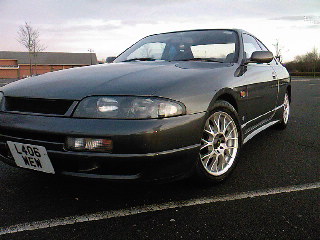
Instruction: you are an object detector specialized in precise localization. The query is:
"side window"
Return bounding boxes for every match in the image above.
[256,39,268,51]
[127,42,166,60]
[256,38,277,65]
[243,34,262,59]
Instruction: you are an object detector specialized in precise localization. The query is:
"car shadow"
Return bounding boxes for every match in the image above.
[0,126,302,225]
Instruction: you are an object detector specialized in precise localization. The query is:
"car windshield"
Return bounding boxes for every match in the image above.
[114,30,239,63]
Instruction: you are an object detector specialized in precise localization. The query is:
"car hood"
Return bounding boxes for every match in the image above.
[1,61,233,101]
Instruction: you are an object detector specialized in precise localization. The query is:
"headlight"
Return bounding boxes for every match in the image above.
[73,96,185,119]
[0,92,4,110]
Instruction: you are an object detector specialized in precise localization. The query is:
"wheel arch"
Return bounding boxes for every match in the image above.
[208,88,239,113]
[287,85,292,103]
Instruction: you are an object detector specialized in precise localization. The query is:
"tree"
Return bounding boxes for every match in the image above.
[17,22,45,76]
[272,39,285,63]
[285,47,320,77]
[309,47,319,78]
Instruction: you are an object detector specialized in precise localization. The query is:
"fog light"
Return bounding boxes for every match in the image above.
[66,137,113,152]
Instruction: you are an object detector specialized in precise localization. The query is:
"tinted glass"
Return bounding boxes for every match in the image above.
[243,34,262,59]
[115,30,239,63]
[191,43,236,61]
[256,39,268,51]
[126,42,166,60]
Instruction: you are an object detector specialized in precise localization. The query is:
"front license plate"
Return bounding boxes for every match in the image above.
[7,141,55,174]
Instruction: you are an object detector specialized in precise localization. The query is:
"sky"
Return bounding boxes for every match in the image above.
[0,0,319,62]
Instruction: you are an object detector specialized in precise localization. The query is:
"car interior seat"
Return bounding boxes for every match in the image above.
[224,53,235,63]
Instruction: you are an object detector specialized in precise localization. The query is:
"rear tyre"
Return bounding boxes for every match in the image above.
[274,92,290,130]
[195,101,241,183]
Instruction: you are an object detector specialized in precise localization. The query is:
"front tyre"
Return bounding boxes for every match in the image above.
[274,92,290,130]
[195,101,241,183]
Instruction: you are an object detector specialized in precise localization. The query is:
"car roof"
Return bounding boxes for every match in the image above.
[147,28,252,37]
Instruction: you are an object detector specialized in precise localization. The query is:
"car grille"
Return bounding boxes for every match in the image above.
[0,127,65,144]
[0,128,65,156]
[4,97,75,116]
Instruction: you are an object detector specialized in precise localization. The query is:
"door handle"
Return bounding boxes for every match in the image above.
[272,72,277,79]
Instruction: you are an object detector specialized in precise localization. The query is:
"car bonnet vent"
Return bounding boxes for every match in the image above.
[4,97,75,116]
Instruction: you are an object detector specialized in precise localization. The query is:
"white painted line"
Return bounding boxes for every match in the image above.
[0,182,319,236]
[292,79,319,82]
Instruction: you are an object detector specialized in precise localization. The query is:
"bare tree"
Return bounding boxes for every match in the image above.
[272,39,284,63]
[17,22,45,76]
[285,47,320,77]
[310,47,319,78]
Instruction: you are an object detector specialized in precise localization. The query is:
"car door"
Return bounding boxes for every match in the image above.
[256,38,285,108]
[241,33,278,130]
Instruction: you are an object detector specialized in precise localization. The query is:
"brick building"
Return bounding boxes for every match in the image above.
[0,51,98,79]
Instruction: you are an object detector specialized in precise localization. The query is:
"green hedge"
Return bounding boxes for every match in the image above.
[289,72,320,77]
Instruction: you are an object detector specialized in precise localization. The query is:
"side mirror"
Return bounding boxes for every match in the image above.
[249,51,274,64]
[106,57,116,63]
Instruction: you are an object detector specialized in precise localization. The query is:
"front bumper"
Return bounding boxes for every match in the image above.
[0,112,206,181]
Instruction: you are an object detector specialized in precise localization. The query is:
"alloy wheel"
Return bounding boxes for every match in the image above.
[200,111,239,176]
[283,93,290,124]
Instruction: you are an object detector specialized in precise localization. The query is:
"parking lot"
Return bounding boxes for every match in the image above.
[0,77,319,239]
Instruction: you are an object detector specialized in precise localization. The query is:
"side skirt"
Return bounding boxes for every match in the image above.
[243,120,279,144]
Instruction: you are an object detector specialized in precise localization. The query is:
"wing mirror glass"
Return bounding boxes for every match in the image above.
[247,51,274,64]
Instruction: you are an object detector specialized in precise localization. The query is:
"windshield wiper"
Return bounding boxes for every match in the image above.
[175,58,224,63]
[122,58,157,62]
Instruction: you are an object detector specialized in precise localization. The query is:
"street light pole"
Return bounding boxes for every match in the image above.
[88,48,94,65]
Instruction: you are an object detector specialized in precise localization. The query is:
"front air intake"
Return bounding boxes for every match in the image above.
[4,97,74,116]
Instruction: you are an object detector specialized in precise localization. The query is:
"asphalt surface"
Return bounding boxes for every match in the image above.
[0,77,319,239]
